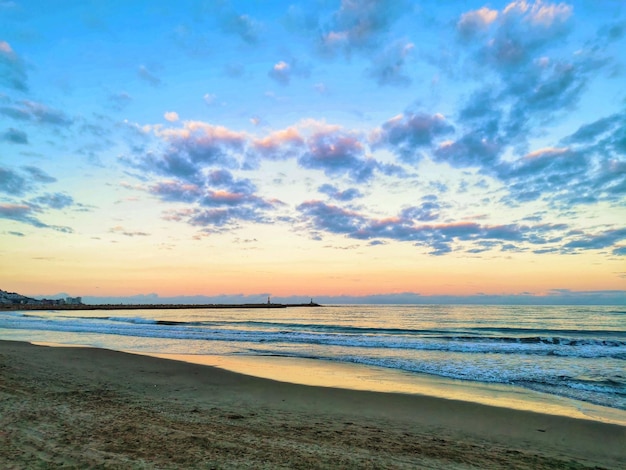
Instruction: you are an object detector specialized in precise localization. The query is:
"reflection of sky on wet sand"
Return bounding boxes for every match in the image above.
[146,353,626,426]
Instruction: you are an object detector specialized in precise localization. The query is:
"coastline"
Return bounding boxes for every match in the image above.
[146,352,626,426]
[0,302,321,311]
[1,340,624,469]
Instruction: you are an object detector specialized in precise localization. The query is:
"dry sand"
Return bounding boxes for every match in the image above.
[0,340,624,469]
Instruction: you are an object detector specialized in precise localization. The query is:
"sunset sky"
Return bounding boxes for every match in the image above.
[1,0,625,303]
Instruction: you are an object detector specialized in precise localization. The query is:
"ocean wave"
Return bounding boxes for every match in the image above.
[1,315,624,360]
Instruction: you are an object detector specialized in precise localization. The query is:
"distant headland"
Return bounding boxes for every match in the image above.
[0,289,321,311]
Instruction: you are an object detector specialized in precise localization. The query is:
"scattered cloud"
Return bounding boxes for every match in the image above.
[141,160,279,229]
[108,91,132,111]
[1,127,28,144]
[0,40,27,91]
[313,82,329,95]
[457,7,498,38]
[164,111,179,122]
[137,65,161,86]
[366,41,414,87]
[299,129,377,182]
[32,192,74,210]
[203,93,217,106]
[318,0,407,55]
[318,184,363,202]
[268,59,310,86]
[0,203,72,232]
[563,227,626,252]
[375,112,454,163]
[0,166,28,195]
[110,225,150,237]
[297,199,581,256]
[252,126,304,160]
[0,99,72,126]
[0,165,56,196]
[126,121,248,183]
[219,9,260,45]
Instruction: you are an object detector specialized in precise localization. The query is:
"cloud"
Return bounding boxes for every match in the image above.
[144,165,278,229]
[108,92,132,111]
[319,0,407,55]
[219,12,260,44]
[0,166,28,195]
[468,0,573,72]
[448,7,622,211]
[434,131,502,168]
[110,225,150,237]
[207,169,256,194]
[127,121,248,183]
[0,165,56,196]
[297,200,578,255]
[298,129,377,182]
[269,61,291,85]
[457,7,498,38]
[0,99,72,126]
[223,63,245,78]
[137,65,161,86]
[314,0,414,86]
[0,40,27,91]
[22,166,57,184]
[366,41,414,87]
[452,1,594,148]
[251,126,304,160]
[493,111,626,207]
[32,192,74,210]
[563,227,626,252]
[400,197,441,222]
[0,164,78,232]
[181,204,274,228]
[563,112,622,145]
[1,127,28,144]
[501,58,603,143]
[203,93,217,106]
[318,184,363,202]
[375,112,454,163]
[268,59,310,86]
[0,203,72,232]
[164,111,179,122]
[149,180,202,203]
[504,0,573,27]
[297,201,367,235]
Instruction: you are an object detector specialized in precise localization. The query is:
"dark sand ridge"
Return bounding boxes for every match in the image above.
[1,340,624,469]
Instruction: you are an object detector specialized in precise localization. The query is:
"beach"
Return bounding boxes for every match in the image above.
[1,340,624,469]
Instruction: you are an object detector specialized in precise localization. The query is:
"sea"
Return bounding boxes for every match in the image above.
[1,304,625,422]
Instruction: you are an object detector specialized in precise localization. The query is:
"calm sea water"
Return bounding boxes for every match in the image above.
[1,304,624,410]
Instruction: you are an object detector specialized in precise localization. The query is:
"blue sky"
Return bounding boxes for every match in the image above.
[1,0,625,301]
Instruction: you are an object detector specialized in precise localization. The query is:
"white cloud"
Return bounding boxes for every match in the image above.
[164,111,179,122]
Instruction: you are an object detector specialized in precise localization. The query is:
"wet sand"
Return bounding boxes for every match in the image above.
[1,340,624,469]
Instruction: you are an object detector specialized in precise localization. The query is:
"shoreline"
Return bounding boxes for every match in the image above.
[0,302,321,311]
[144,352,626,426]
[1,339,624,469]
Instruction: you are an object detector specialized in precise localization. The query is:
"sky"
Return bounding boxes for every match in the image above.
[1,0,625,303]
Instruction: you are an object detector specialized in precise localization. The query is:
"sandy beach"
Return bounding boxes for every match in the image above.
[1,340,624,469]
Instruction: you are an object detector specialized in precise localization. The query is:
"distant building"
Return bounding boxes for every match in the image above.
[0,289,83,307]
[0,289,38,305]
